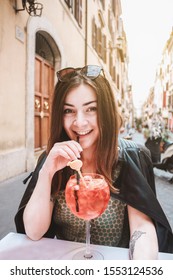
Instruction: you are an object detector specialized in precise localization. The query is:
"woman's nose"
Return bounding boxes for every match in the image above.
[73,112,88,126]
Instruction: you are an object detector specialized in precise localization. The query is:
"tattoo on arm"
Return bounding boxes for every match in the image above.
[129,230,146,260]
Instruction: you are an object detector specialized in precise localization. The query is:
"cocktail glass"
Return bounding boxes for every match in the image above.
[65,173,110,260]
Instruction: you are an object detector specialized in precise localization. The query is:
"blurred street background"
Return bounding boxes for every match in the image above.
[0,130,173,240]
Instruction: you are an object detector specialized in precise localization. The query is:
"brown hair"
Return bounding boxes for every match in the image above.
[47,72,122,193]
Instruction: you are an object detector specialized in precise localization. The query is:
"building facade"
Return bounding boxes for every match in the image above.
[142,28,173,133]
[0,0,130,181]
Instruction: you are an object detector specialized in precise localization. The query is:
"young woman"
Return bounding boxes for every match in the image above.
[15,65,173,259]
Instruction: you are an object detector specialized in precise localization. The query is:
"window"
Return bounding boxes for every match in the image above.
[109,52,113,75]
[102,34,107,63]
[97,28,102,57]
[36,32,54,65]
[92,17,107,63]
[74,0,82,27]
[108,9,112,34]
[117,74,120,89]
[111,0,116,17]
[113,66,116,82]
[65,0,82,27]
[92,18,97,50]
[64,0,73,9]
[99,0,105,10]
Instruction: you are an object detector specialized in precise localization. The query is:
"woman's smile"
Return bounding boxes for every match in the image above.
[74,129,93,137]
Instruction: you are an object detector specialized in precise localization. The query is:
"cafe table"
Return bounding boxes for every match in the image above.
[0,232,173,260]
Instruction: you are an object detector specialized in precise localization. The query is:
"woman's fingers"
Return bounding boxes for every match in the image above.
[42,140,83,176]
[52,140,83,161]
[54,145,78,160]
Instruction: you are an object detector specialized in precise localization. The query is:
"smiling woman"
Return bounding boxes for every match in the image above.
[15,65,173,259]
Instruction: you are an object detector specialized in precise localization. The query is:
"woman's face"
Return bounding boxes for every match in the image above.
[63,84,99,151]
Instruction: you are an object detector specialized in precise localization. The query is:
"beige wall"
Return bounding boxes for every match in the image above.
[0,1,28,180]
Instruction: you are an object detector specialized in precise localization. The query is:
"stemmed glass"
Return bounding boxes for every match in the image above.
[65,172,110,260]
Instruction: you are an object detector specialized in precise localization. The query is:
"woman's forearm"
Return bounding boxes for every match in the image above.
[23,168,54,240]
[129,228,158,260]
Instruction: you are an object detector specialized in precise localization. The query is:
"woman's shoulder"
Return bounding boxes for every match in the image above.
[118,137,137,149]
[118,137,151,159]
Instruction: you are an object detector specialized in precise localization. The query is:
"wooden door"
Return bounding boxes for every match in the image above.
[34,55,54,151]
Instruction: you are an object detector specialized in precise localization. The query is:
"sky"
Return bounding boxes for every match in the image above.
[121,0,173,111]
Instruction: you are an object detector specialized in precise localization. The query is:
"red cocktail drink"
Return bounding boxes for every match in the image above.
[65,174,110,220]
[65,173,110,259]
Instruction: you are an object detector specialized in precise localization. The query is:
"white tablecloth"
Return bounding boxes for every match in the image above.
[0,232,173,260]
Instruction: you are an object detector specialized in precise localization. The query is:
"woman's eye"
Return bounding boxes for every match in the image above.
[87,106,97,112]
[63,108,73,114]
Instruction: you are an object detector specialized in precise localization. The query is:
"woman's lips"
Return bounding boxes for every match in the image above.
[75,130,92,136]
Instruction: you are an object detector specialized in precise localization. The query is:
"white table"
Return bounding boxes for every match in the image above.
[0,232,173,260]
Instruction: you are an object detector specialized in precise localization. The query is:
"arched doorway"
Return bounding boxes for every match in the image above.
[26,17,65,170]
[34,32,55,152]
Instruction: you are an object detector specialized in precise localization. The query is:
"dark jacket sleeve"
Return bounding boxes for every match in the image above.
[14,151,56,238]
[116,138,173,253]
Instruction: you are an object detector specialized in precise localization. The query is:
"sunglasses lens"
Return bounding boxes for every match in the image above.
[81,65,102,79]
[57,68,75,81]
[57,65,103,82]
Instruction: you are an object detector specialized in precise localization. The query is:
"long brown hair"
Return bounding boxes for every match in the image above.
[47,72,122,193]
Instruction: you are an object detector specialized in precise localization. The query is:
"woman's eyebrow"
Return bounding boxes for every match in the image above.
[83,100,97,106]
[64,100,97,107]
[64,103,74,107]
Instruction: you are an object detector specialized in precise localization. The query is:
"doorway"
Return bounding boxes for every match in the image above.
[34,32,55,152]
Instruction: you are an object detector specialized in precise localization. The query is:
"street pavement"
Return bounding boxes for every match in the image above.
[0,131,173,240]
[0,171,29,239]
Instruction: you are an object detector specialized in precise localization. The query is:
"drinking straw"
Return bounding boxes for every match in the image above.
[75,137,86,186]
[76,135,80,184]
[74,136,80,212]
[74,190,79,212]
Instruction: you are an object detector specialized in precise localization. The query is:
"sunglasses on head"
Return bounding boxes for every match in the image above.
[56,65,104,82]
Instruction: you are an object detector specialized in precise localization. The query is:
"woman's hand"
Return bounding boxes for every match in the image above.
[41,140,83,177]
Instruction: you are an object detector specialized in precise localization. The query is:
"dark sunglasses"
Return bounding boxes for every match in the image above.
[56,65,104,82]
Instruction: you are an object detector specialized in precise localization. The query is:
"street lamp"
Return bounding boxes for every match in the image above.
[14,0,43,16]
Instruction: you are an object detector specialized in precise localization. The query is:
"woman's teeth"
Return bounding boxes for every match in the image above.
[76,130,91,136]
